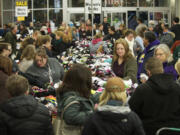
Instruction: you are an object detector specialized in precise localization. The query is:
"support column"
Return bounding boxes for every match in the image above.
[175,0,180,18]
[63,0,68,23]
[0,0,3,27]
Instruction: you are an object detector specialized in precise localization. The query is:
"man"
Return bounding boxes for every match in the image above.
[5,24,17,55]
[102,17,110,36]
[103,26,119,45]
[137,31,160,82]
[135,18,147,34]
[0,75,53,135]
[160,23,175,48]
[129,57,180,135]
[170,17,180,41]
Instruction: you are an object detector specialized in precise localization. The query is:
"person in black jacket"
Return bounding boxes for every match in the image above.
[82,77,145,135]
[170,17,180,41]
[0,74,53,135]
[129,57,180,135]
[102,17,110,36]
[103,26,120,45]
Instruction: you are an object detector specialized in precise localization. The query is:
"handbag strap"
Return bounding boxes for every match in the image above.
[60,96,80,129]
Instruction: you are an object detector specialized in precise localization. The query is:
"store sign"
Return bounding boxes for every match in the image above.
[85,0,102,14]
[15,0,28,17]
[15,6,28,17]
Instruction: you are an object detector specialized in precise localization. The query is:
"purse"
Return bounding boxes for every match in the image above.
[53,98,82,135]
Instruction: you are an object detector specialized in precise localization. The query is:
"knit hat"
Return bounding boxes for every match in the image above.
[105,77,125,92]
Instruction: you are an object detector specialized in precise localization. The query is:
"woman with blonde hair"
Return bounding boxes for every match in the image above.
[18,45,36,72]
[154,44,178,80]
[112,38,137,83]
[175,60,180,82]
[52,30,68,56]
[82,77,145,135]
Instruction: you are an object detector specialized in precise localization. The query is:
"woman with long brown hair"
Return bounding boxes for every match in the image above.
[56,64,94,126]
[112,38,137,83]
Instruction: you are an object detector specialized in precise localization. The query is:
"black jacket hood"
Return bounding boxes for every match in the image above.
[148,74,178,94]
[0,95,37,118]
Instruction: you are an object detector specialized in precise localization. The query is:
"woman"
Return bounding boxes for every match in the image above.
[154,44,178,80]
[18,45,36,72]
[0,42,12,57]
[82,77,145,135]
[112,38,137,83]
[16,36,34,60]
[52,31,68,56]
[124,29,136,56]
[0,55,12,104]
[26,47,64,88]
[56,64,94,126]
[18,23,29,39]
[0,42,19,73]
[40,35,53,57]
[89,33,104,54]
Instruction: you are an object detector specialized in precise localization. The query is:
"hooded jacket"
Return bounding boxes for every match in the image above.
[0,95,53,135]
[82,100,145,135]
[129,74,180,135]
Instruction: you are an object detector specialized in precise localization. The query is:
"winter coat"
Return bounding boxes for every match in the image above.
[5,31,17,54]
[52,38,66,56]
[0,71,10,104]
[129,74,180,135]
[57,91,94,126]
[112,57,137,83]
[82,100,145,135]
[159,31,175,48]
[26,58,64,87]
[137,39,160,82]
[0,95,53,135]
[170,24,180,41]
[163,62,178,80]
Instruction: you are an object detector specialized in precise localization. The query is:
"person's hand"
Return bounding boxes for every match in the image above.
[32,86,40,89]
[94,104,99,110]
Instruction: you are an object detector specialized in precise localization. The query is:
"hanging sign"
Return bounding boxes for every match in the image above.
[15,0,28,17]
[85,0,102,14]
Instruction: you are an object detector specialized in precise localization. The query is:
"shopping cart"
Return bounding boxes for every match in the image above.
[156,127,180,135]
